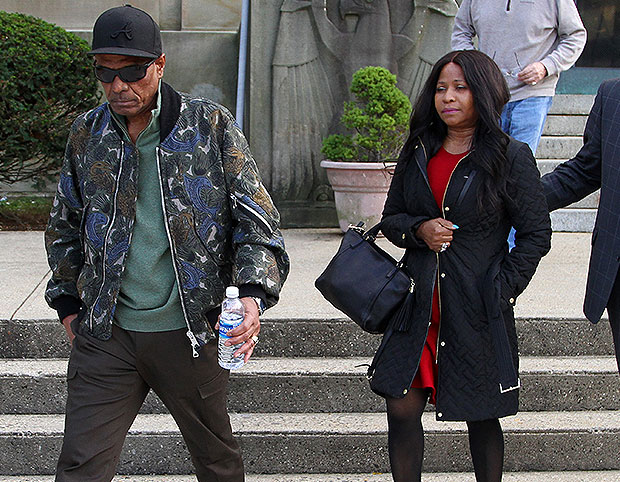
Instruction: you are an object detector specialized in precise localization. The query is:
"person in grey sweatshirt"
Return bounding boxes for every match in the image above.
[451,0,586,155]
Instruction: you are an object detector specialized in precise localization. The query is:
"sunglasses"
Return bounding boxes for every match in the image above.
[93,58,157,83]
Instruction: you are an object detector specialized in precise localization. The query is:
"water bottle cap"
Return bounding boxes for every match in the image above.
[225,286,239,298]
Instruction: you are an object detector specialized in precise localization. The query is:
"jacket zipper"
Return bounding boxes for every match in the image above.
[229,192,274,237]
[156,147,201,358]
[435,151,471,362]
[90,142,124,331]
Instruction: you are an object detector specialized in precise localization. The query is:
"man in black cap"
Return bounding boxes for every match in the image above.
[45,5,289,481]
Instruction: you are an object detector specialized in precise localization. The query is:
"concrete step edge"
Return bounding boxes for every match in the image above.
[5,472,620,482]
[549,95,595,115]
[3,411,620,436]
[1,356,617,378]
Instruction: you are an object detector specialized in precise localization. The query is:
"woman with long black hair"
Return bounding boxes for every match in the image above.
[370,50,552,481]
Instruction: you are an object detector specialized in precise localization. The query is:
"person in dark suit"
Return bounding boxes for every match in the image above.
[541,78,620,373]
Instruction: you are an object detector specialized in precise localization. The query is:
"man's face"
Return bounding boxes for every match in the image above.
[94,54,165,122]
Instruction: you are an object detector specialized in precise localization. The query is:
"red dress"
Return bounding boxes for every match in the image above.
[410,146,467,404]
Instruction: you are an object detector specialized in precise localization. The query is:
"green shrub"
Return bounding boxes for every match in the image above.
[0,195,53,230]
[0,11,100,184]
[321,66,411,162]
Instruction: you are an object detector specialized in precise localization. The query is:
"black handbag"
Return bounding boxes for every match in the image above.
[315,222,415,334]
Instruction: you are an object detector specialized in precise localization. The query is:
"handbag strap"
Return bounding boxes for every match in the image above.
[360,221,409,267]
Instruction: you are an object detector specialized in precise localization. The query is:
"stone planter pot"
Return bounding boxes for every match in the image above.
[321,160,395,232]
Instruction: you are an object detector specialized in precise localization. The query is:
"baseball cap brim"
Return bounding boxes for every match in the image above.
[88,46,159,59]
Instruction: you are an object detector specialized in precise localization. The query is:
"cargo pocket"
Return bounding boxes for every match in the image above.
[197,369,228,400]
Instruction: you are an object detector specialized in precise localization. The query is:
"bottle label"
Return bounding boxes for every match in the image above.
[219,312,244,339]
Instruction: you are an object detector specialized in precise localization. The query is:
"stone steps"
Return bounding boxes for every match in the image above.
[2,411,620,475]
[537,94,596,232]
[536,136,583,159]
[1,317,614,359]
[543,115,587,136]
[548,95,595,116]
[5,473,620,482]
[1,356,619,415]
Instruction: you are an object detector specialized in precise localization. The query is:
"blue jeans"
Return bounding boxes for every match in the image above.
[501,96,552,249]
[501,96,553,155]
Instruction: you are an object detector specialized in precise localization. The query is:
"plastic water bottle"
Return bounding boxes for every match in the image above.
[218,286,245,370]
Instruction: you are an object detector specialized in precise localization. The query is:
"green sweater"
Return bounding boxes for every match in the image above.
[113,85,186,332]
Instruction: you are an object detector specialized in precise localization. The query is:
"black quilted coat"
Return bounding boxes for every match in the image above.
[370,136,551,422]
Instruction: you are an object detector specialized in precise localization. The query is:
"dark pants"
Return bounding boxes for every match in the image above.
[55,322,244,482]
[607,271,620,374]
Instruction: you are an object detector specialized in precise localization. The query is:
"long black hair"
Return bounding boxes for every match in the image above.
[400,50,511,213]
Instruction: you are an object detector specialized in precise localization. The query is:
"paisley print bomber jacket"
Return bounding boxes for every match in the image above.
[45,82,290,355]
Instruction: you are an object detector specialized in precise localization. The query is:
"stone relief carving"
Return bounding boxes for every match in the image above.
[270,0,458,203]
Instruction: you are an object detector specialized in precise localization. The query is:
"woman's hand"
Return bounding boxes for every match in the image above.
[415,218,458,253]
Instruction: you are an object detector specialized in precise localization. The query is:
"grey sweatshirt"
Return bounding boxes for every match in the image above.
[451,0,586,102]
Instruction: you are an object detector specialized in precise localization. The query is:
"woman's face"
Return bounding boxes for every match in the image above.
[434,62,478,131]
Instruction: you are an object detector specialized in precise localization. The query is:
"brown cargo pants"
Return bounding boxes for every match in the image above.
[55,321,244,482]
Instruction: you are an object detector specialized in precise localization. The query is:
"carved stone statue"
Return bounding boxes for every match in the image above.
[260,0,459,216]
[271,0,335,202]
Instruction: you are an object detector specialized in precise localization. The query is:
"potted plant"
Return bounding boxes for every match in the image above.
[321,66,412,232]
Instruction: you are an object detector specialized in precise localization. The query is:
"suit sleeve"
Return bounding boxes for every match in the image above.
[219,110,290,309]
[541,85,603,211]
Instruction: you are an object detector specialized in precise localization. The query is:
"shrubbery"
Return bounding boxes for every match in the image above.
[0,11,100,184]
[321,66,411,162]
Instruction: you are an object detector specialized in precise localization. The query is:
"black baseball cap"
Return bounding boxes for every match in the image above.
[89,4,162,59]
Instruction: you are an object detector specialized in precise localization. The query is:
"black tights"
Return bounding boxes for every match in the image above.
[386,389,504,482]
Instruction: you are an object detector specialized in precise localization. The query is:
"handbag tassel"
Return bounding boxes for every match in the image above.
[390,285,415,332]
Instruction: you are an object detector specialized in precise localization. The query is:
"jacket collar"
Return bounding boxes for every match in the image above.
[106,81,181,143]
[159,81,181,142]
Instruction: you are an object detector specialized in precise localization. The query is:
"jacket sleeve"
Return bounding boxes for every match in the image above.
[381,156,431,249]
[44,118,86,321]
[539,0,586,77]
[219,110,290,309]
[450,0,476,51]
[500,143,552,307]
[541,84,602,211]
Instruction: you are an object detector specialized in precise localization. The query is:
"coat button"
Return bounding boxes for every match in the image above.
[440,273,446,278]
[445,206,450,212]
[437,412,443,418]
[440,341,446,347]
[509,297,515,304]
[403,389,408,395]
[402,233,406,240]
